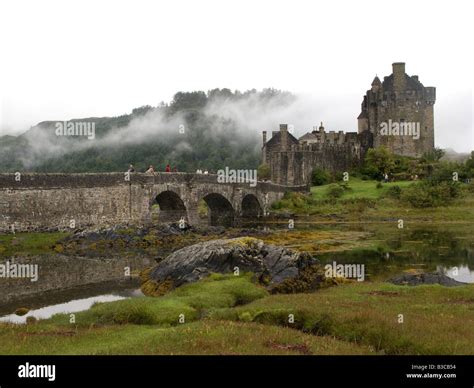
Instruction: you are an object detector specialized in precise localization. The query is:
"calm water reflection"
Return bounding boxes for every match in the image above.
[0,282,142,324]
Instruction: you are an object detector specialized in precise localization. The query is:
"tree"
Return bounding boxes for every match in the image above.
[257,163,270,180]
[422,147,445,163]
[132,105,153,116]
[363,147,395,178]
[169,91,208,114]
[311,168,331,186]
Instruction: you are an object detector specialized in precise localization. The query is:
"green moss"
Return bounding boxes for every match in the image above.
[0,232,69,257]
[226,237,260,248]
[141,279,174,297]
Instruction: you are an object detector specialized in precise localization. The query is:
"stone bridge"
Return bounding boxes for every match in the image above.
[0,173,308,232]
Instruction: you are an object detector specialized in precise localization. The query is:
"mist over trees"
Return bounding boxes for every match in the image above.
[0,88,295,173]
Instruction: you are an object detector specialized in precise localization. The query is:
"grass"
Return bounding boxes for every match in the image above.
[270,178,474,223]
[0,321,371,355]
[310,178,413,200]
[0,232,69,256]
[210,282,474,355]
[46,273,268,327]
[1,178,472,355]
[0,274,472,355]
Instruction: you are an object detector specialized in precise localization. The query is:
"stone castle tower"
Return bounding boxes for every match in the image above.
[262,62,436,185]
[357,62,436,157]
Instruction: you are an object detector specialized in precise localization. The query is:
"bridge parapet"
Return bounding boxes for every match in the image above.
[0,173,308,232]
[0,173,308,192]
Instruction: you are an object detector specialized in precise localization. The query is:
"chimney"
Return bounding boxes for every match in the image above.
[280,124,288,151]
[262,131,268,164]
[392,62,406,92]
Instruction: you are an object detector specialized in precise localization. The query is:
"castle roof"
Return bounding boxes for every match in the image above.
[371,76,382,86]
[299,132,318,142]
[265,131,299,147]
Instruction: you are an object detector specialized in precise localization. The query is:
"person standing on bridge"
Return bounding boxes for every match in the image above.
[127,164,135,173]
[165,164,171,173]
[145,165,155,174]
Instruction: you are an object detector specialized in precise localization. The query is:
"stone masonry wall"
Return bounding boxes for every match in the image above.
[0,173,307,232]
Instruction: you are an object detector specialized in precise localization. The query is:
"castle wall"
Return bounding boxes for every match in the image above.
[269,143,364,185]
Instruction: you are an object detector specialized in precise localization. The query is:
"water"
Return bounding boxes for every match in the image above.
[248,220,474,283]
[297,222,474,283]
[437,265,474,283]
[0,281,143,324]
[1,223,472,324]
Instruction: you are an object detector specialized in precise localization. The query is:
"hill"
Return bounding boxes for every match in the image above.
[0,88,294,173]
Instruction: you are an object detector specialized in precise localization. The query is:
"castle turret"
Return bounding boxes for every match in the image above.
[371,75,382,92]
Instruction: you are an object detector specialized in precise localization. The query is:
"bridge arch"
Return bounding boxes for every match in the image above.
[241,194,263,219]
[202,193,235,227]
[152,190,187,223]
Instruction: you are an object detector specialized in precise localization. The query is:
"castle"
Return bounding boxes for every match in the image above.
[262,62,436,185]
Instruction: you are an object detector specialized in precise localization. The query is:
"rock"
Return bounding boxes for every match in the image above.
[26,316,37,325]
[389,272,467,287]
[14,307,30,316]
[145,237,322,294]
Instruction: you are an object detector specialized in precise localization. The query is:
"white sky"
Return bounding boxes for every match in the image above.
[1,0,473,152]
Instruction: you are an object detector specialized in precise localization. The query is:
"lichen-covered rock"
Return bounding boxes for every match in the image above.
[143,237,322,295]
[14,307,30,316]
[389,272,467,287]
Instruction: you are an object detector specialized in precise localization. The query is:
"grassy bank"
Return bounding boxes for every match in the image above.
[310,178,414,200]
[271,178,474,223]
[0,274,472,355]
[0,232,69,257]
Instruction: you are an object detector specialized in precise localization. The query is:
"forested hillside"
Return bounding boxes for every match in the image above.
[0,88,294,173]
